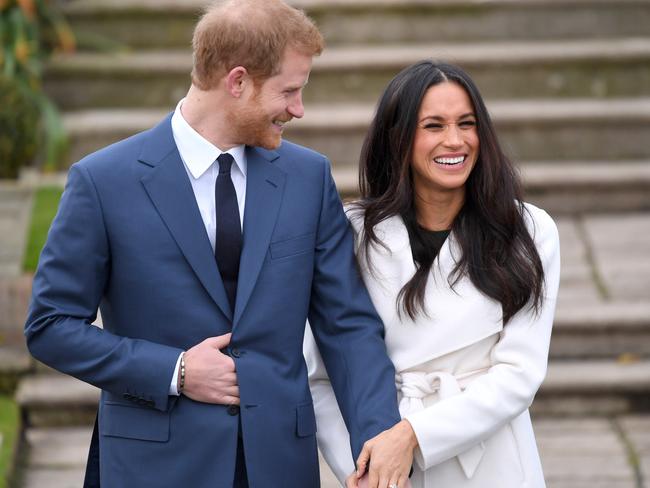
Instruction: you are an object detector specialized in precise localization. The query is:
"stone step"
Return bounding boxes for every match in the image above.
[523,162,650,215]
[0,276,34,345]
[286,99,650,164]
[45,38,650,110]
[334,161,650,214]
[20,427,90,488]
[534,360,650,417]
[533,417,645,488]
[18,427,340,488]
[0,345,32,395]
[62,0,650,49]
[581,213,650,303]
[551,303,650,360]
[16,374,99,428]
[19,417,650,488]
[15,359,650,429]
[62,97,650,171]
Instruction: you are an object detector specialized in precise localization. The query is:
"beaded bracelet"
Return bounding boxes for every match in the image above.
[179,353,186,393]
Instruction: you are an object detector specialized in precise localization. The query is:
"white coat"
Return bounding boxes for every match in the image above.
[304,202,560,488]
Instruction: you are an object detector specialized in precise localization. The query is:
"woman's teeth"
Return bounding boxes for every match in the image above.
[434,156,464,165]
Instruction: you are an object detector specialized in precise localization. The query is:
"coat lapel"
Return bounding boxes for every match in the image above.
[234,146,286,324]
[363,215,503,370]
[139,115,233,320]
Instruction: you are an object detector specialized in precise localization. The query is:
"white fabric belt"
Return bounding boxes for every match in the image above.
[397,367,489,478]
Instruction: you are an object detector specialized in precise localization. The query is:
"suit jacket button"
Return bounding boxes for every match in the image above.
[227,405,240,416]
[231,348,241,358]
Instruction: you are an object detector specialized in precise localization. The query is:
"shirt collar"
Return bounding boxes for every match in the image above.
[171,98,247,179]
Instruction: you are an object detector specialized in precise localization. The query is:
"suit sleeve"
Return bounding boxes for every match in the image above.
[24,164,183,411]
[306,158,401,460]
[403,208,561,470]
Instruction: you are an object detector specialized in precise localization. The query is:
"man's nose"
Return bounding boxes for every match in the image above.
[288,93,304,119]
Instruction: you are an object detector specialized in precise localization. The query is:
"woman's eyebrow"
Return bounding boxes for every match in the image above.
[419,112,476,123]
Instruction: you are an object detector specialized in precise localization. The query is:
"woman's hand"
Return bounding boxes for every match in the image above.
[354,419,417,488]
[345,471,360,488]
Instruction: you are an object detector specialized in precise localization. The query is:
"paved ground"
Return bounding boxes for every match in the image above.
[1,176,649,487]
[16,416,650,488]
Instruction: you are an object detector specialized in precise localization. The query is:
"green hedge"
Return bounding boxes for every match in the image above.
[0,396,20,488]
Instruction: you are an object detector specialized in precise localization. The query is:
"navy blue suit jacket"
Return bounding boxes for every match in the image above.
[25,114,400,487]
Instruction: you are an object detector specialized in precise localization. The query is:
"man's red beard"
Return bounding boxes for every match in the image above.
[228,90,286,150]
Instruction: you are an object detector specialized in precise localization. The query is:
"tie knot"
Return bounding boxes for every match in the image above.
[217,153,234,174]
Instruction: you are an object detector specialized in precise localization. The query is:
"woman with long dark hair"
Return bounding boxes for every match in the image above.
[305,61,560,488]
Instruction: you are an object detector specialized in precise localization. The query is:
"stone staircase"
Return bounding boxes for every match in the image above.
[11,0,650,486]
[46,0,650,214]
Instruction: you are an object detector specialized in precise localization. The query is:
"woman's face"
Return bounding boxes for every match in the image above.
[410,81,479,198]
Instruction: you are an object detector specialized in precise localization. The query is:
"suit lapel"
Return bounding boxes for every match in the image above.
[139,115,233,320]
[234,146,286,324]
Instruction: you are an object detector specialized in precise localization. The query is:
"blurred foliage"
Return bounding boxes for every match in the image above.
[1,0,75,175]
[0,76,39,178]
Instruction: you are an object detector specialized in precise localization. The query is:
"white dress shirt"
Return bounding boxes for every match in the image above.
[168,99,248,394]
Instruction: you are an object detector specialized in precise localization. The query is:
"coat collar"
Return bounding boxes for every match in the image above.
[349,209,504,371]
[348,209,459,267]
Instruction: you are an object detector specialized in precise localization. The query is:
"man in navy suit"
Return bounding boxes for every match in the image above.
[25,0,408,486]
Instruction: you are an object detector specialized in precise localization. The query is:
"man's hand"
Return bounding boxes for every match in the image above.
[354,420,417,488]
[181,333,240,405]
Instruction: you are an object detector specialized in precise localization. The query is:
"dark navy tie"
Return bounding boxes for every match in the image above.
[215,153,242,314]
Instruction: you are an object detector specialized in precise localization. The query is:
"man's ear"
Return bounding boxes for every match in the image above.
[225,66,249,98]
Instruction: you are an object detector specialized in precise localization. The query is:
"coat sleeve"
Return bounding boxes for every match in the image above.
[304,326,355,484]
[404,206,561,470]
[306,158,401,460]
[24,163,183,411]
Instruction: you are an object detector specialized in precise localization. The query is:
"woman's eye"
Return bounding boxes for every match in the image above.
[459,120,477,129]
[424,123,444,131]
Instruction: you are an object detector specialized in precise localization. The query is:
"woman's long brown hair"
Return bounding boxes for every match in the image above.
[356,61,544,324]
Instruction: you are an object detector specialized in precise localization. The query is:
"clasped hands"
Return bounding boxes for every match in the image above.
[346,420,417,488]
[181,332,240,405]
